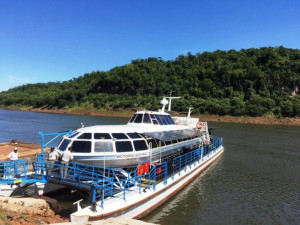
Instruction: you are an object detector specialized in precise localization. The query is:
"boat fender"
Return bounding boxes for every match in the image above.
[205,140,209,146]
[196,122,203,129]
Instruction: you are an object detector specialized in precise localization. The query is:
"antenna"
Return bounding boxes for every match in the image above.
[167,96,181,112]
[160,92,181,113]
[187,107,193,119]
[166,91,180,113]
[160,97,168,112]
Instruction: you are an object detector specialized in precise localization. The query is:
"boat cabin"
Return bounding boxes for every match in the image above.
[57,131,148,154]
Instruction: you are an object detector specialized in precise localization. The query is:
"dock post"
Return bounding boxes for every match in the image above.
[39,132,45,180]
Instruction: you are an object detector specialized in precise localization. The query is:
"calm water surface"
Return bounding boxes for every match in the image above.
[0,109,128,144]
[0,109,299,224]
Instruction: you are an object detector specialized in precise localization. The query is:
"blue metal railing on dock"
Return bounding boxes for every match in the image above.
[0,130,72,185]
[0,156,47,184]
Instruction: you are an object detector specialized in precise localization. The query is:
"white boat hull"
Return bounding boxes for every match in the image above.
[77,145,224,220]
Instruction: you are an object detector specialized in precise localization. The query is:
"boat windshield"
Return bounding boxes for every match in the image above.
[129,113,175,125]
[68,131,79,138]
[58,139,70,151]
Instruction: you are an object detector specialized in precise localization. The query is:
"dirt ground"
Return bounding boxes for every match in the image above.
[0,196,69,225]
[0,196,155,225]
[0,140,44,161]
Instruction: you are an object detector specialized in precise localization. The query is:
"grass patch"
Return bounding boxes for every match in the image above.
[0,207,10,225]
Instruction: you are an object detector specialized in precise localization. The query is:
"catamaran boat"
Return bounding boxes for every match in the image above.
[56,97,210,169]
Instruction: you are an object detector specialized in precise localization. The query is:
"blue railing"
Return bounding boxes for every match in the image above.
[0,131,72,185]
[0,156,47,184]
[90,137,223,208]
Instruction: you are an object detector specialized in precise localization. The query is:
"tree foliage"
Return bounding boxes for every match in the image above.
[0,46,299,117]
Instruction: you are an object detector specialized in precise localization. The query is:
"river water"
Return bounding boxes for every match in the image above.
[0,109,299,224]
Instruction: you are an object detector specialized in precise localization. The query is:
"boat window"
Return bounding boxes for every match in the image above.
[164,115,172,124]
[134,114,143,123]
[129,114,137,123]
[112,133,128,139]
[115,141,133,152]
[94,133,112,140]
[143,113,151,123]
[77,133,92,139]
[126,133,142,139]
[150,114,158,125]
[152,120,158,125]
[58,139,70,151]
[165,141,172,145]
[159,115,168,125]
[94,142,114,152]
[167,115,175,124]
[68,131,79,138]
[163,115,170,124]
[133,140,148,151]
[154,115,163,125]
[72,141,91,153]
[147,139,158,148]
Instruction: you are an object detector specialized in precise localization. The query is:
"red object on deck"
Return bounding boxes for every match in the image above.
[137,164,144,176]
[156,167,162,174]
[144,162,150,173]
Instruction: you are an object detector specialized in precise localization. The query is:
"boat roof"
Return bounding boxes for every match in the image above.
[142,129,201,142]
[134,110,170,115]
[76,124,187,134]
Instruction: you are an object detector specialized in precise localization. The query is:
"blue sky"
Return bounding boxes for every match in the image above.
[0,0,299,92]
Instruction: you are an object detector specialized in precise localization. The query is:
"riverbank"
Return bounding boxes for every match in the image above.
[0,196,156,225]
[0,196,69,225]
[0,140,44,161]
[2,106,300,126]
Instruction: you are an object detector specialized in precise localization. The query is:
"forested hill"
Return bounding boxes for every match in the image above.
[1,46,300,117]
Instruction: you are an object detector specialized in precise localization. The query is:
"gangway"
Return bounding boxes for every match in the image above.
[39,161,130,194]
[0,131,72,186]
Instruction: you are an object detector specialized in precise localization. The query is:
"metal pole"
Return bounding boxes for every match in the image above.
[102,149,105,209]
[39,132,45,179]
